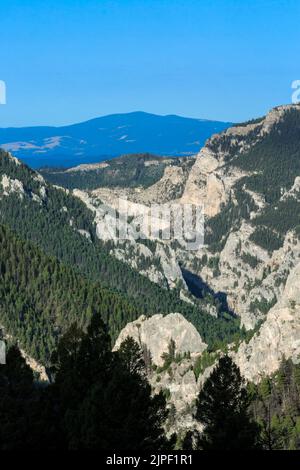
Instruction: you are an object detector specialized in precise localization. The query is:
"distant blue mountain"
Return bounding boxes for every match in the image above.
[0,111,232,168]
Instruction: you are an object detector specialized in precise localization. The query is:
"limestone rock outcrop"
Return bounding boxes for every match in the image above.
[114,312,208,434]
[235,261,300,383]
[113,312,207,367]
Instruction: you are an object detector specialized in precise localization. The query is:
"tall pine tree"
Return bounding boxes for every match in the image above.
[195,355,260,450]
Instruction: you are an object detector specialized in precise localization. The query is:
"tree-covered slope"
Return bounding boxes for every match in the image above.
[0,149,181,309]
[0,224,139,363]
[249,358,300,450]
[232,107,300,203]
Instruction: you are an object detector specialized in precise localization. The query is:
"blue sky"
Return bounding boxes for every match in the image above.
[0,0,299,126]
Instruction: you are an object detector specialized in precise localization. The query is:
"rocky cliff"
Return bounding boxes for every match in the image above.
[114,313,207,434]
[113,312,207,366]
[235,259,300,382]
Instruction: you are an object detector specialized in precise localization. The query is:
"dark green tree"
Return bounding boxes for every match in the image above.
[195,355,260,450]
[118,336,146,376]
[0,345,35,450]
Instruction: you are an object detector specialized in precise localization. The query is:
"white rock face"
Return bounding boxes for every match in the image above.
[33,173,45,184]
[130,163,190,205]
[21,350,49,383]
[77,229,91,240]
[113,312,207,367]
[235,260,300,382]
[0,326,48,382]
[114,312,208,435]
[66,161,109,172]
[177,105,300,330]
[73,189,189,292]
[180,138,250,217]
[150,358,203,435]
[7,152,21,166]
[281,175,300,201]
[1,174,25,198]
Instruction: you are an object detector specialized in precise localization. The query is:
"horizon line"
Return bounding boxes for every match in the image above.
[0,110,235,130]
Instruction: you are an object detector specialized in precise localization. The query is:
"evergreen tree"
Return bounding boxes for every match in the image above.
[118,336,146,376]
[0,345,34,449]
[250,358,300,450]
[195,355,260,450]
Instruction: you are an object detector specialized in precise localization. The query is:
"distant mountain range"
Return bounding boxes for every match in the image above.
[0,111,232,168]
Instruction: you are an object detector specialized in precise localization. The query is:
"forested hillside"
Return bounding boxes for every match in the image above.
[40,153,194,190]
[0,224,138,363]
[249,359,300,449]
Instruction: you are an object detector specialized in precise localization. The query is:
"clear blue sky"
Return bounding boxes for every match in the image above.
[0,0,299,126]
